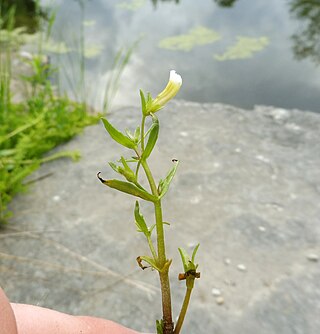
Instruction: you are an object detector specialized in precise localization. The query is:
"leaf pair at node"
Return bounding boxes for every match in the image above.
[125,126,141,144]
[134,200,155,238]
[158,159,179,199]
[109,156,138,184]
[97,173,157,202]
[101,118,136,149]
[142,114,159,160]
[178,244,200,277]
[140,89,155,116]
[101,111,159,161]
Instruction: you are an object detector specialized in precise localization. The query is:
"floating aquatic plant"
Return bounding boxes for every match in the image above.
[82,20,96,27]
[159,26,221,52]
[117,0,146,11]
[214,36,269,61]
[84,44,104,58]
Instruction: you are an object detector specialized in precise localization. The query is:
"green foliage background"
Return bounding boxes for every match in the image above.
[0,84,98,224]
[0,4,99,224]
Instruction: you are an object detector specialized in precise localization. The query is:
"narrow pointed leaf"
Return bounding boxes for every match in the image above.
[191,243,200,263]
[145,92,153,114]
[140,89,147,115]
[178,247,190,272]
[120,156,130,171]
[158,160,179,199]
[156,320,164,334]
[101,118,136,149]
[149,224,156,233]
[142,115,159,160]
[97,173,157,202]
[139,255,161,271]
[178,245,199,273]
[107,180,156,201]
[134,126,141,143]
[108,162,119,173]
[109,159,136,183]
[134,201,149,236]
[120,157,137,183]
[147,92,153,104]
[125,128,134,140]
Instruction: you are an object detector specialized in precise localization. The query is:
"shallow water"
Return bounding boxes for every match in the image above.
[44,0,320,112]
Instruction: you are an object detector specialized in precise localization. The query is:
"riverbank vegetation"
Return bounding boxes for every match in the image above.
[0,3,131,224]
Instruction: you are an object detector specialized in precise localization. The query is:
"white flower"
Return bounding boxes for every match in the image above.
[148,70,182,113]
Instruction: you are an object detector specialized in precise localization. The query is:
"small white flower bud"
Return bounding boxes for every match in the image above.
[148,70,182,113]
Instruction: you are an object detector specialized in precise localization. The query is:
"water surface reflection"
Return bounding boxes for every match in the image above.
[46,0,319,112]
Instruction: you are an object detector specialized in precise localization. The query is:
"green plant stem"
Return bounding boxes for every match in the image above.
[139,159,164,257]
[0,113,45,145]
[140,115,146,151]
[174,286,193,334]
[41,151,81,163]
[159,268,174,334]
[140,115,173,334]
[1,151,79,166]
[142,161,174,334]
[147,235,157,261]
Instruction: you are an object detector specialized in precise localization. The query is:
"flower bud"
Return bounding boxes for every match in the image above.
[147,70,182,113]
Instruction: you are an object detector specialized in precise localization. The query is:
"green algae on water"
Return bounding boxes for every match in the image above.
[214,36,269,61]
[117,0,146,11]
[159,26,222,52]
[84,44,104,58]
[82,20,96,27]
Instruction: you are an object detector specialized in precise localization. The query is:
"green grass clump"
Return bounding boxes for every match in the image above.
[0,82,99,224]
[0,37,99,224]
[0,4,100,225]
[0,3,133,224]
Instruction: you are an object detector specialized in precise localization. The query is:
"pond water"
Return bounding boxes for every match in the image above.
[42,0,320,112]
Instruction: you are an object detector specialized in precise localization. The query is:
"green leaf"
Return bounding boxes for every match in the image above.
[178,247,190,273]
[125,128,134,140]
[120,156,137,183]
[191,243,200,263]
[139,255,161,271]
[134,126,141,143]
[142,92,154,115]
[146,92,153,112]
[101,118,136,149]
[120,156,130,170]
[156,319,164,334]
[108,159,137,183]
[142,115,159,160]
[158,160,179,199]
[178,244,200,273]
[140,89,147,115]
[97,173,157,202]
[0,149,16,157]
[108,162,119,173]
[134,201,149,236]
[149,224,156,233]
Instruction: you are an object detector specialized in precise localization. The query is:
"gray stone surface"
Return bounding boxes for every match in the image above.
[1,101,320,333]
